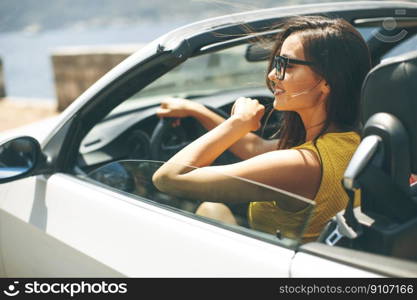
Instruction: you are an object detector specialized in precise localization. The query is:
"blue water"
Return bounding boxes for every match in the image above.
[1,24,416,101]
[0,22,187,101]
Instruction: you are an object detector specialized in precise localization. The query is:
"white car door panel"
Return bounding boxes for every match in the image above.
[0,209,123,277]
[0,176,123,276]
[0,174,295,277]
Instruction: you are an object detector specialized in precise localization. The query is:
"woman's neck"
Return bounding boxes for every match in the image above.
[305,122,342,141]
[305,121,325,141]
[297,99,340,141]
[298,107,326,141]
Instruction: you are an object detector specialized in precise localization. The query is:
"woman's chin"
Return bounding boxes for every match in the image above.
[273,97,286,110]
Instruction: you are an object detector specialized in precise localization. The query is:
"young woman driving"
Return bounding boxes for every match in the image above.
[152,16,371,242]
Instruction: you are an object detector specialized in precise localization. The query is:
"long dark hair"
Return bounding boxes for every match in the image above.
[266,16,371,149]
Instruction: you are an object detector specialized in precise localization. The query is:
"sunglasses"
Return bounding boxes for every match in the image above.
[273,55,314,80]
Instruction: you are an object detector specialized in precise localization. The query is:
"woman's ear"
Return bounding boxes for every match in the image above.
[321,81,331,95]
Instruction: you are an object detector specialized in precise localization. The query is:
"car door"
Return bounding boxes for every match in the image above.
[0,168,297,277]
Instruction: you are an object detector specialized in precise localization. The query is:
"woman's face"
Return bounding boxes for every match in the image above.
[268,33,328,112]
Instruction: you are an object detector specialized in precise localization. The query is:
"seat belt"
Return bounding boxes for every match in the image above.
[325,187,362,246]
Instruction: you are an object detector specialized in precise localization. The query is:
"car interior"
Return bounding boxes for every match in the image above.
[60,8,417,267]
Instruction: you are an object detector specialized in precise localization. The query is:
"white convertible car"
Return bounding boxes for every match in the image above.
[0,1,417,277]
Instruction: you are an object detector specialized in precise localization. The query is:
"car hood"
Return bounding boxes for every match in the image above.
[0,115,63,145]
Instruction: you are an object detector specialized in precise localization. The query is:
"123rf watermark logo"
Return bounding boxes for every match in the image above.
[372,9,408,43]
[3,281,20,297]
[3,280,127,297]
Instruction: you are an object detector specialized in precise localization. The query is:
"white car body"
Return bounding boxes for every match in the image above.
[1,1,416,278]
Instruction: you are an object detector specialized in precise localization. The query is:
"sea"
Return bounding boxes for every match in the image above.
[0,21,188,102]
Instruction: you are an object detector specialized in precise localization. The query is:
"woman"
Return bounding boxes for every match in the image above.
[152,16,371,242]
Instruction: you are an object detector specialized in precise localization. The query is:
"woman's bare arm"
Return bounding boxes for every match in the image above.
[157,98,278,159]
[189,102,278,158]
[153,98,321,209]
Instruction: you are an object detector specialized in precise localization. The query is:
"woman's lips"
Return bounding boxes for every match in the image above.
[274,88,286,96]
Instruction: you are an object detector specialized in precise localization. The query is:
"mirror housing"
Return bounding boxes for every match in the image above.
[0,136,45,184]
[245,43,273,62]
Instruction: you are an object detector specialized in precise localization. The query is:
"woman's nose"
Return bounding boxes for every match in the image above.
[268,69,278,81]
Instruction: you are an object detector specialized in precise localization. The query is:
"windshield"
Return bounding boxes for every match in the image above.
[109,24,375,116]
[119,24,374,104]
[87,159,315,245]
[134,44,267,99]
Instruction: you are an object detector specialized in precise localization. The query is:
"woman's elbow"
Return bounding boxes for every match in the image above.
[152,170,177,193]
[152,170,167,192]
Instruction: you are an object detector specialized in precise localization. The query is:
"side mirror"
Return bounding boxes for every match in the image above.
[0,136,42,183]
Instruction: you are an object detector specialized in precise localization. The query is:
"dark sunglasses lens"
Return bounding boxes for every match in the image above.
[275,57,285,80]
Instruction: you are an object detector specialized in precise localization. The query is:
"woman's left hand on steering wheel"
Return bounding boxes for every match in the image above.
[156,98,200,118]
[151,99,230,161]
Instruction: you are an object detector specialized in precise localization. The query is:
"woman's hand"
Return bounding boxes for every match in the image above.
[156,98,200,118]
[231,97,265,132]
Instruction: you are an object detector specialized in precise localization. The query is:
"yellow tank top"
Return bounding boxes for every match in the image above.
[248,131,361,243]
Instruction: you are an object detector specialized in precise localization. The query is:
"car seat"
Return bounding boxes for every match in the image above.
[319,51,417,261]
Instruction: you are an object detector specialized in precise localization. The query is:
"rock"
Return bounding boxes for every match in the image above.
[51,45,142,111]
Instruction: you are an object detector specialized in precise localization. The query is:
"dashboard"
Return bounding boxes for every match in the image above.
[77,87,280,173]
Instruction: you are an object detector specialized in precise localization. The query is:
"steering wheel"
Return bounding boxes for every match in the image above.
[150,104,231,162]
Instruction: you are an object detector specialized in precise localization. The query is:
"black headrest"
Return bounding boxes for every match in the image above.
[361,51,417,173]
